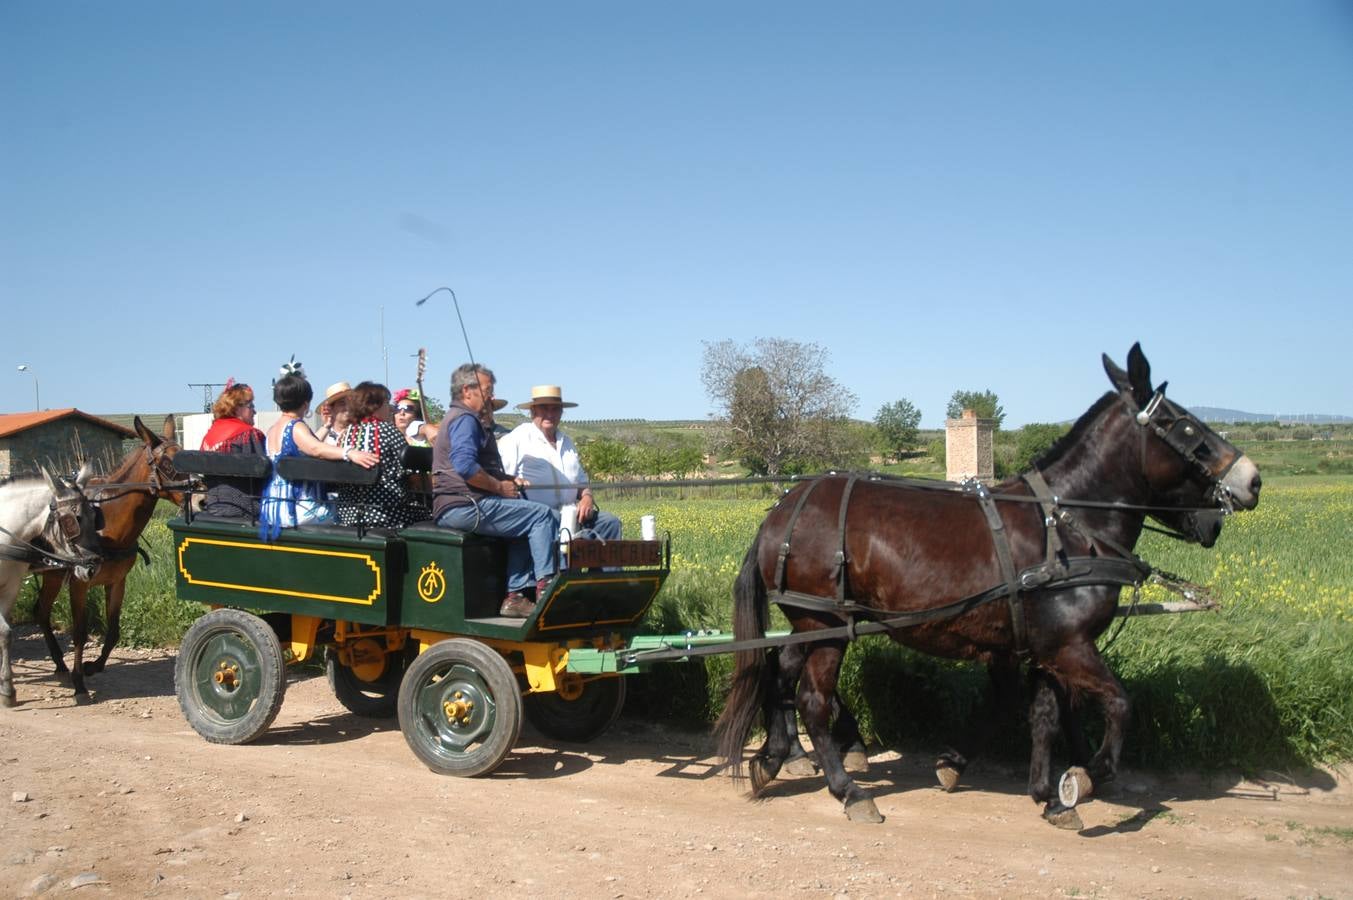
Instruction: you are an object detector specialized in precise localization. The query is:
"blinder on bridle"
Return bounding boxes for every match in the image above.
[49,479,98,545]
[1129,388,1240,514]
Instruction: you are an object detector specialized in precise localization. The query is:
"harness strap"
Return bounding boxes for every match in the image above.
[772,555,1150,623]
[832,474,859,604]
[1022,468,1068,575]
[773,478,823,594]
[970,480,1030,657]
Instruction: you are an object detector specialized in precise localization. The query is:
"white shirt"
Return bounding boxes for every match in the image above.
[498,422,587,510]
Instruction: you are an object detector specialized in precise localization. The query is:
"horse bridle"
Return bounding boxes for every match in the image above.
[86,439,194,502]
[1125,389,1241,515]
[48,481,94,545]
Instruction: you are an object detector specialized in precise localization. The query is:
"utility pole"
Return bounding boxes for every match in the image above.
[187,382,227,413]
[380,306,389,385]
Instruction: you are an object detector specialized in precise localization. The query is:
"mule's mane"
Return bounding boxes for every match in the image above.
[102,442,150,484]
[1030,391,1120,471]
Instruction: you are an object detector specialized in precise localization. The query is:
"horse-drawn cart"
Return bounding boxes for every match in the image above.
[168,449,668,777]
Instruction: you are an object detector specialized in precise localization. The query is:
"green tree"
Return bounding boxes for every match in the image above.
[701,338,857,476]
[946,389,1005,428]
[1012,423,1070,472]
[577,438,630,479]
[874,399,922,460]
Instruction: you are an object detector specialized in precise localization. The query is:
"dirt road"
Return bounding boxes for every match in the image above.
[1,628,1349,899]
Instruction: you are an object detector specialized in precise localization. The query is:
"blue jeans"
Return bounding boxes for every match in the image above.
[578,510,623,542]
[436,497,560,592]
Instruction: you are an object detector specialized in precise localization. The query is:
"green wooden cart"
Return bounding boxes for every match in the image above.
[169,450,668,777]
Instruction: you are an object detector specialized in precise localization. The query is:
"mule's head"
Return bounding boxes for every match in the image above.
[40,464,103,580]
[133,414,188,507]
[1103,343,1261,546]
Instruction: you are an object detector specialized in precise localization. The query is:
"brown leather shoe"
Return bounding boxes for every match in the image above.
[499,592,536,618]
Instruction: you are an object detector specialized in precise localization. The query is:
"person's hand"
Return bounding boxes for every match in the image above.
[349,450,379,468]
[499,478,520,499]
[577,493,596,525]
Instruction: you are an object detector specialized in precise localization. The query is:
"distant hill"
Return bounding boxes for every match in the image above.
[1188,406,1353,425]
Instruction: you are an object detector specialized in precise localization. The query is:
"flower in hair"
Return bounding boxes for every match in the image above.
[225,377,236,390]
[279,355,305,378]
[392,388,411,405]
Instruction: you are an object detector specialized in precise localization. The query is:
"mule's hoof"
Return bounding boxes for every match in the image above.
[843,749,870,775]
[935,761,962,793]
[783,755,818,777]
[1042,802,1083,831]
[844,796,884,824]
[1058,766,1094,807]
[0,692,15,709]
[73,692,94,707]
[749,757,780,795]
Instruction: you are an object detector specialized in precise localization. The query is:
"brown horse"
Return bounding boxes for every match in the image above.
[715,345,1261,823]
[36,415,185,702]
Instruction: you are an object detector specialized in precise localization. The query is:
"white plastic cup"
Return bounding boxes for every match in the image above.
[559,504,578,542]
[640,514,656,541]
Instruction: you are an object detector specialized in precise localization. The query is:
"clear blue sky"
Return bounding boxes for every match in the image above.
[4,2,1351,427]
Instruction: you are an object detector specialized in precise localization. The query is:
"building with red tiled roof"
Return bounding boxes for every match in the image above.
[0,409,137,478]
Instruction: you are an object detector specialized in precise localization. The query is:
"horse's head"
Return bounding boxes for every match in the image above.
[1103,343,1261,546]
[134,414,188,507]
[40,464,103,580]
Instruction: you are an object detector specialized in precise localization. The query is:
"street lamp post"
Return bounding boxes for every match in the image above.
[16,364,39,410]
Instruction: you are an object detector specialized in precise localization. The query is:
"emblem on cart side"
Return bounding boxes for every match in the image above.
[418,561,446,603]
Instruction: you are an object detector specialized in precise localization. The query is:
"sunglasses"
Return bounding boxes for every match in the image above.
[396,405,417,413]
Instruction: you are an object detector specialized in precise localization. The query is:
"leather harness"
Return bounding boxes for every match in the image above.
[767,469,1155,658]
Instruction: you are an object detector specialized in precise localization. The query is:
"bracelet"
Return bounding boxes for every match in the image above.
[342,446,350,462]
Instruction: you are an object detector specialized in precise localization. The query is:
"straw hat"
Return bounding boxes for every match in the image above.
[492,397,509,411]
[317,381,352,413]
[516,385,577,410]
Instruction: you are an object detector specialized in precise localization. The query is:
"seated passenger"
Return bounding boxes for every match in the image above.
[200,381,267,518]
[314,380,351,445]
[332,382,426,527]
[499,385,622,542]
[432,363,559,618]
[259,373,378,538]
[393,388,438,447]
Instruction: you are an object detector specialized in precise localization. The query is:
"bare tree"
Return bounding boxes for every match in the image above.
[701,338,858,476]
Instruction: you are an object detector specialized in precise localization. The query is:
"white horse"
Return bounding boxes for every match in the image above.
[0,467,102,706]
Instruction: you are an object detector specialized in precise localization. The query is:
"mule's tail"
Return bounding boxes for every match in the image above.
[714,528,774,782]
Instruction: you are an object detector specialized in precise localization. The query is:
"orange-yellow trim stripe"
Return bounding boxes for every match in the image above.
[177,537,382,605]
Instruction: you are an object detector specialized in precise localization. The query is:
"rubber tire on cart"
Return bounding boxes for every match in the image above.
[326,645,407,718]
[397,638,522,777]
[174,608,287,745]
[524,675,626,743]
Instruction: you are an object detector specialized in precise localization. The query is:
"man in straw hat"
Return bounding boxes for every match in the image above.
[499,384,621,542]
[432,363,559,618]
[315,380,351,445]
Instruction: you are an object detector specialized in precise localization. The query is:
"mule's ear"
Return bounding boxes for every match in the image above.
[1103,352,1132,394]
[161,414,177,443]
[1126,343,1154,406]
[40,465,59,494]
[75,462,94,489]
[134,415,157,446]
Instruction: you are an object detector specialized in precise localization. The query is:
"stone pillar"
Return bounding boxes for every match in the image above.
[946,408,995,483]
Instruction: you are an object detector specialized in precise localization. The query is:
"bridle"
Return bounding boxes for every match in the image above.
[1124,388,1242,516]
[86,438,195,502]
[0,477,102,570]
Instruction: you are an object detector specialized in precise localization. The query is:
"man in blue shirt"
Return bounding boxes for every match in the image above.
[431,363,559,618]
